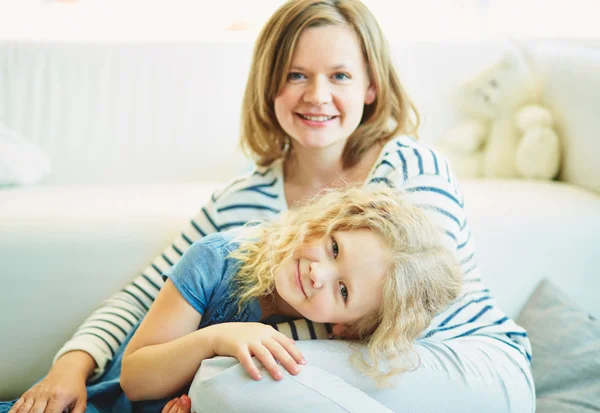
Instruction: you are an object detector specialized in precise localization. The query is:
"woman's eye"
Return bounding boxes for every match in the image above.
[331,237,339,259]
[333,73,350,81]
[339,283,348,302]
[287,72,305,81]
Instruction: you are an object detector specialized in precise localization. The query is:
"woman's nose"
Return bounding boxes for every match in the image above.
[303,77,331,106]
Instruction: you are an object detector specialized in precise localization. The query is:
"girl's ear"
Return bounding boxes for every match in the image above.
[365,83,377,105]
[332,323,360,339]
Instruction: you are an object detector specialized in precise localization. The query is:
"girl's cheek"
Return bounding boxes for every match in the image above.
[310,296,334,320]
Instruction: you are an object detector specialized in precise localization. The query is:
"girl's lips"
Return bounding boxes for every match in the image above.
[296,260,307,298]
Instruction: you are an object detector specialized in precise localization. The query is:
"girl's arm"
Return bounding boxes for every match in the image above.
[121,279,214,401]
[121,278,306,402]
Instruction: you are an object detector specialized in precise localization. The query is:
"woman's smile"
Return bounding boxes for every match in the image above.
[295,113,338,128]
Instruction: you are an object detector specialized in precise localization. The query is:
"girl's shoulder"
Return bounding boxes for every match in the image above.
[187,231,240,261]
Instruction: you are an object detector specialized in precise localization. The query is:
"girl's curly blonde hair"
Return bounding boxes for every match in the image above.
[230,185,462,383]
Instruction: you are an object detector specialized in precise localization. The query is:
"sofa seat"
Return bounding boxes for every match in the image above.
[0,179,598,399]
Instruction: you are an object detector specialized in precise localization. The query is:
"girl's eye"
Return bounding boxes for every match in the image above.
[339,283,348,302]
[331,237,339,259]
[333,73,350,81]
[287,72,306,81]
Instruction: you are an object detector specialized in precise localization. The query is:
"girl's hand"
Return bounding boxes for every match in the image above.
[162,394,192,413]
[209,323,306,381]
[8,351,93,413]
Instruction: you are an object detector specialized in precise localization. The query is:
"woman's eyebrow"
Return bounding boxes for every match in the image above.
[289,64,353,71]
[329,63,351,70]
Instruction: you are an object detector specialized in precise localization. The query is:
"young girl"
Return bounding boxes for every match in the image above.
[121,186,462,401]
[5,0,535,412]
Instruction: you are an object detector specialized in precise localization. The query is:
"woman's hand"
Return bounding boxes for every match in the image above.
[162,394,192,413]
[9,351,95,413]
[210,323,306,381]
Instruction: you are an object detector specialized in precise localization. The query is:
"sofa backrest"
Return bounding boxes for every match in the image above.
[1,39,598,192]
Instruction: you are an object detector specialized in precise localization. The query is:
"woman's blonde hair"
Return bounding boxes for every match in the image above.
[230,185,462,383]
[240,0,420,169]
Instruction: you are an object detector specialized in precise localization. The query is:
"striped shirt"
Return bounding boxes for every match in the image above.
[54,136,531,380]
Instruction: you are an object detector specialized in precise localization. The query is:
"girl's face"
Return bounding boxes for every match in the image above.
[273,24,376,156]
[273,229,392,325]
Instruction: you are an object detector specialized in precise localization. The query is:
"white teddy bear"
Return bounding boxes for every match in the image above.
[514,104,561,179]
[437,48,561,180]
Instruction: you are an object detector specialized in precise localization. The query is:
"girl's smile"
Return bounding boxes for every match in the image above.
[295,259,308,297]
[274,229,391,325]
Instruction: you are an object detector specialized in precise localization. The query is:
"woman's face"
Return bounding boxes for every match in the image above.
[273,229,391,325]
[273,24,376,156]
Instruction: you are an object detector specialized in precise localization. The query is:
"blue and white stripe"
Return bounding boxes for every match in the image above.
[56,136,531,379]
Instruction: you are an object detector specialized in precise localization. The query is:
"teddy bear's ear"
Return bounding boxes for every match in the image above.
[455,45,541,120]
[501,47,525,69]
[455,62,502,119]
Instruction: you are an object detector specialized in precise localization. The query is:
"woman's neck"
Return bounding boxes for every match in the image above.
[286,146,345,188]
[283,141,383,205]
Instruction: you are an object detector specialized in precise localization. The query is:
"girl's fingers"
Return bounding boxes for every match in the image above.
[273,334,306,366]
[169,403,181,413]
[162,397,178,413]
[264,338,302,376]
[176,394,192,412]
[250,344,283,380]
[236,350,263,381]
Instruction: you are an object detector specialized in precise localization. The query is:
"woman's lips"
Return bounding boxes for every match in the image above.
[295,113,337,128]
[296,260,307,298]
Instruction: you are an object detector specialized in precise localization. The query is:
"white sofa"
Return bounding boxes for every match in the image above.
[1,39,599,403]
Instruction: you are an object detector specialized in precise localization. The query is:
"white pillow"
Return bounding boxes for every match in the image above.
[0,123,51,185]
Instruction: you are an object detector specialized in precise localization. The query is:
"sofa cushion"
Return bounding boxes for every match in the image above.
[516,279,600,412]
[460,179,600,319]
[528,41,600,194]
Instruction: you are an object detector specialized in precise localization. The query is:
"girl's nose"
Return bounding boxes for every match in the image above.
[308,261,334,289]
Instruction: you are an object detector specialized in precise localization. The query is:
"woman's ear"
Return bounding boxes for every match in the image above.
[332,323,360,339]
[365,83,377,105]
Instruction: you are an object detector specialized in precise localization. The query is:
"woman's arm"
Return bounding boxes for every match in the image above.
[8,351,96,413]
[52,198,224,380]
[121,279,213,401]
